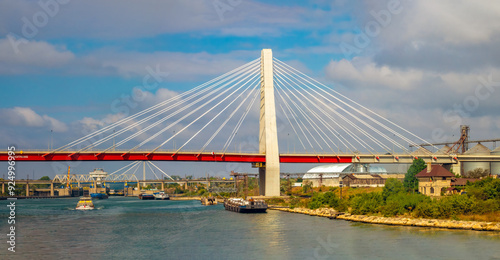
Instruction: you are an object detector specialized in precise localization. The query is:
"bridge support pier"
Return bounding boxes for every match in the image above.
[1,182,4,194]
[259,49,280,197]
[50,183,54,196]
[25,183,29,197]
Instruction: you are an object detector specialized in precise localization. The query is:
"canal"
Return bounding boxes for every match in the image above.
[1,197,499,259]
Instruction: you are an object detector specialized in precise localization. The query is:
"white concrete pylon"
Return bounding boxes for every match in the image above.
[259,49,280,196]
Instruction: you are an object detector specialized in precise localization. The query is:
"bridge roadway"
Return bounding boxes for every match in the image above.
[1,150,500,164]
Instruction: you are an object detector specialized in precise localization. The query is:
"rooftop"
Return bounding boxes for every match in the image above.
[416,165,454,178]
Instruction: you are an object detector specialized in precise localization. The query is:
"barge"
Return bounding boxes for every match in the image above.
[224,198,267,213]
[90,193,108,200]
[138,193,155,200]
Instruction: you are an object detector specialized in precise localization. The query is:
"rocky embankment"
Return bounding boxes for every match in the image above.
[269,207,500,232]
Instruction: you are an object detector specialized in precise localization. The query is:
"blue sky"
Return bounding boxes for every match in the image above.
[1,0,500,178]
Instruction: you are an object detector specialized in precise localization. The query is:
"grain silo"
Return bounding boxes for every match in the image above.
[462,143,491,174]
[436,145,452,155]
[491,146,500,175]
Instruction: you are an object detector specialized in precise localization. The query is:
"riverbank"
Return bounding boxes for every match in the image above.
[269,207,500,232]
[169,196,201,201]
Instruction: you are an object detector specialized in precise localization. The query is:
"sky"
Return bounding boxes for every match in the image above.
[1,0,500,179]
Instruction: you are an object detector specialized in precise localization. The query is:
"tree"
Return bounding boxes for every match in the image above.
[39,176,51,180]
[382,178,405,200]
[404,158,426,192]
[464,168,490,178]
[302,181,312,194]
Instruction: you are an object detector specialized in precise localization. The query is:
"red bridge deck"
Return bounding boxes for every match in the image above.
[0,151,353,163]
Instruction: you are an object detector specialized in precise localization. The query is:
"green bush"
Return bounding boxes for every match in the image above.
[382,178,405,200]
[350,192,383,215]
[414,201,437,218]
[466,177,500,200]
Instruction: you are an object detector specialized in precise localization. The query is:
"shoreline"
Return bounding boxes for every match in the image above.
[169,196,201,201]
[269,207,500,232]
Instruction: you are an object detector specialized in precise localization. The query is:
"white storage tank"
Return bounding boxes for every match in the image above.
[462,143,491,174]
[436,145,452,154]
[491,146,500,175]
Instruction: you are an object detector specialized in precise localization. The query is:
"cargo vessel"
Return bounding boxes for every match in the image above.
[224,198,267,213]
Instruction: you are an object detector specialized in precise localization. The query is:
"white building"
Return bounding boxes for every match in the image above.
[302,163,388,187]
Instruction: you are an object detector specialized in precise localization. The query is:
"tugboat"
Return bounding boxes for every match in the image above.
[75,197,94,210]
[138,193,155,200]
[154,191,170,200]
[90,193,108,200]
[224,198,267,213]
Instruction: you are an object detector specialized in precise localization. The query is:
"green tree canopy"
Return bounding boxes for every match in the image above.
[382,178,405,200]
[39,176,51,180]
[404,158,426,191]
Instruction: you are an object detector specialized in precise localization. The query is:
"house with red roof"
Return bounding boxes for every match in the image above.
[416,164,454,197]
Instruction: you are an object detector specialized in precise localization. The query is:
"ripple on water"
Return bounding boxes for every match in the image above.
[1,198,499,260]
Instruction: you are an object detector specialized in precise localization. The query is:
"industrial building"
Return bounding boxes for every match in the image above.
[463,143,491,174]
[302,163,404,188]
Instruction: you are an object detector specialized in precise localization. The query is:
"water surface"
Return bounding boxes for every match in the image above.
[1,197,499,259]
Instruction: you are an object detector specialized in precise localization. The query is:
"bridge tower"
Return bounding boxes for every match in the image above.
[259,49,280,196]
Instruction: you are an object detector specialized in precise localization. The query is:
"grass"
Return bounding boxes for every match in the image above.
[458,212,500,222]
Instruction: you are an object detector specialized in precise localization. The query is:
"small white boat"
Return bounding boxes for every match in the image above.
[154,191,170,200]
[76,197,95,210]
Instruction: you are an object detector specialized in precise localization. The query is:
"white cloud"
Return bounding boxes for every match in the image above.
[0,38,74,74]
[325,57,423,90]
[0,107,68,132]
[0,0,306,39]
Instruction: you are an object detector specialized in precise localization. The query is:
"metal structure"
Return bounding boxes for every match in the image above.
[2,50,500,196]
[53,173,138,183]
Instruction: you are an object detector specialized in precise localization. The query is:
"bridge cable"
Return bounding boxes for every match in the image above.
[148,161,174,181]
[145,68,261,154]
[85,61,260,152]
[274,74,344,154]
[174,73,260,153]
[222,83,261,154]
[198,82,260,154]
[275,58,437,152]
[56,58,259,152]
[145,162,161,180]
[108,160,141,176]
[274,79,327,152]
[275,61,399,154]
[275,64,376,154]
[274,84,317,153]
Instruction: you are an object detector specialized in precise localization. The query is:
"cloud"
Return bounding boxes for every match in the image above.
[0,38,74,74]
[325,57,423,90]
[0,107,68,132]
[0,0,306,40]
[86,49,257,81]
[341,0,500,72]
[0,37,257,81]
[324,56,500,141]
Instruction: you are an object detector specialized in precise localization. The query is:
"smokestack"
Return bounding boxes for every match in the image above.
[427,162,432,173]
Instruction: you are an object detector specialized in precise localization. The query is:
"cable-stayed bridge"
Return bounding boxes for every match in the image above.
[2,49,500,196]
